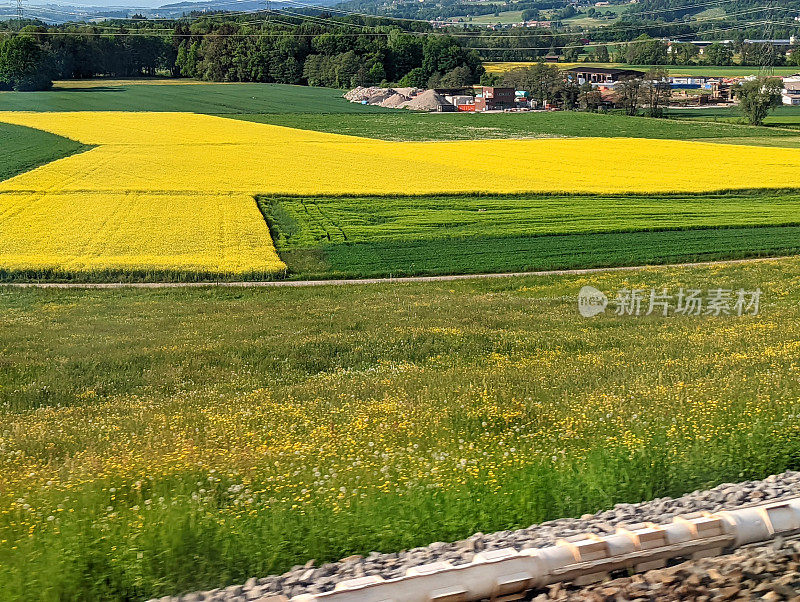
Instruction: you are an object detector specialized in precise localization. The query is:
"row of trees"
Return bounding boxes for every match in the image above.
[0,18,484,91]
[606,35,797,67]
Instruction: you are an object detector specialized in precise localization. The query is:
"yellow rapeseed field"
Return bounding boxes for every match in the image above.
[483,61,582,73]
[2,111,800,276]
[3,111,800,196]
[0,191,278,275]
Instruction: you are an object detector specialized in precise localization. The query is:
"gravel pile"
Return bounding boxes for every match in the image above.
[536,537,800,601]
[365,88,395,105]
[380,92,411,108]
[342,86,385,102]
[392,86,419,97]
[152,471,800,602]
[401,89,453,111]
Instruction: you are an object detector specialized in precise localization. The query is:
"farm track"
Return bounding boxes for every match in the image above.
[3,255,796,289]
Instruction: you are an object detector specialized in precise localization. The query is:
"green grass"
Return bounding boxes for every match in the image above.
[233,110,800,142]
[675,105,800,129]
[3,258,800,600]
[258,191,800,277]
[454,9,525,24]
[0,122,90,181]
[0,82,386,114]
[562,4,628,27]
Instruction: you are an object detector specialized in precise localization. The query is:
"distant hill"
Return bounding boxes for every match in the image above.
[0,0,340,24]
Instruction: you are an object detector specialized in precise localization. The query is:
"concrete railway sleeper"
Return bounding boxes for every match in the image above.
[287,498,800,602]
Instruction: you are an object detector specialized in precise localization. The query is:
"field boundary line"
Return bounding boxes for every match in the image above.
[1,255,794,289]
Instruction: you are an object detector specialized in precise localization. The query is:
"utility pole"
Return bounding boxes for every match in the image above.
[15,0,24,30]
[759,1,775,77]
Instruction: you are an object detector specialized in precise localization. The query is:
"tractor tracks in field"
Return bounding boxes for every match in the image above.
[1,255,795,290]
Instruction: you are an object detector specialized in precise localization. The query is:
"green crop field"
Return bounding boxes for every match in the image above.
[0,82,386,114]
[236,110,800,144]
[3,258,800,600]
[0,122,90,181]
[259,191,800,277]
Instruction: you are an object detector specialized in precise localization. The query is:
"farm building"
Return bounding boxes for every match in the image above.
[565,67,645,85]
[783,77,800,106]
[474,87,515,111]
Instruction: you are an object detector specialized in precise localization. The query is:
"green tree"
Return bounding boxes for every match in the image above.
[791,46,800,68]
[398,67,426,88]
[735,77,783,126]
[670,42,698,66]
[595,45,610,63]
[479,71,502,86]
[387,30,423,82]
[333,50,364,88]
[303,54,336,87]
[704,43,732,66]
[439,65,472,88]
[502,63,564,106]
[640,67,670,118]
[563,46,580,62]
[0,34,52,91]
[625,35,668,65]
[579,83,602,111]
[615,74,643,116]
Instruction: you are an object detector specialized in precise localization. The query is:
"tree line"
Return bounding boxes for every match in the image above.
[0,16,483,91]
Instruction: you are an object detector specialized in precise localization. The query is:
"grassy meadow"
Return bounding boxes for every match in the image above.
[235,110,800,144]
[260,191,800,277]
[2,258,800,600]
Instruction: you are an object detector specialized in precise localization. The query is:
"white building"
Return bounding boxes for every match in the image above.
[782,76,800,105]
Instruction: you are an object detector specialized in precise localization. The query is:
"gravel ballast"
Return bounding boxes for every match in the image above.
[152,471,800,602]
[537,537,800,601]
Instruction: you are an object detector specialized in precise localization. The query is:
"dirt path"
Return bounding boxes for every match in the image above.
[1,256,793,290]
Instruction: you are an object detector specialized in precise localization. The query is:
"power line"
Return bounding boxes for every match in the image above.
[759,1,775,76]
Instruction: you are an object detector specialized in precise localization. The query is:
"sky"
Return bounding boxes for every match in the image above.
[15,0,260,10]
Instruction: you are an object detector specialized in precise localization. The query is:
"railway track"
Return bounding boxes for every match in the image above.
[157,473,800,602]
[285,497,800,602]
